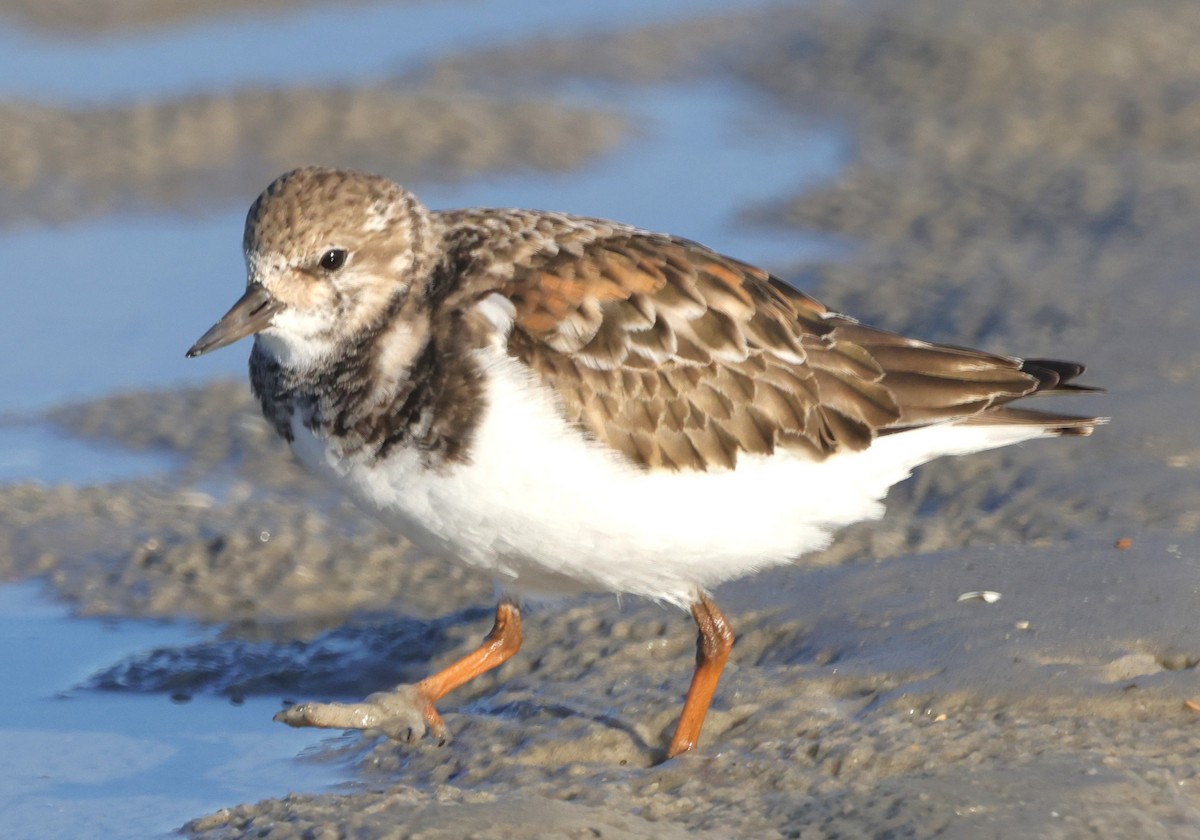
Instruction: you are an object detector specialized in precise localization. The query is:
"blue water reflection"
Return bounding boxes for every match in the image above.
[0,581,346,838]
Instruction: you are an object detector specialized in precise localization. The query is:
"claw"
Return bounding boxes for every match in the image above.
[273,684,434,742]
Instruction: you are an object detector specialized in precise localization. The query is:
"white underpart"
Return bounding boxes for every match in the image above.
[291,345,1053,609]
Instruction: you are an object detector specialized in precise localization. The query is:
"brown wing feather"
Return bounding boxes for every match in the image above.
[484,229,899,469]
[443,211,1098,471]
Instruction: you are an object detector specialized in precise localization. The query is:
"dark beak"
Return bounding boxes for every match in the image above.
[186,283,284,358]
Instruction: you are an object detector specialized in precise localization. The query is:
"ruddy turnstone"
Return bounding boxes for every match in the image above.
[187,167,1101,758]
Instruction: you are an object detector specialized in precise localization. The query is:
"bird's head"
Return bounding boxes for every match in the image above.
[187,167,438,371]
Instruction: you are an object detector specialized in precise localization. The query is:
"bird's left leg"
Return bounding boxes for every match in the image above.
[275,598,523,743]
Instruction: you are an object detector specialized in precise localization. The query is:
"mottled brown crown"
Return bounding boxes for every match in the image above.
[243,166,436,279]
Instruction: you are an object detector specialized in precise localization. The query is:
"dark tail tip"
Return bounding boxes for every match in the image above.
[1021,358,1104,394]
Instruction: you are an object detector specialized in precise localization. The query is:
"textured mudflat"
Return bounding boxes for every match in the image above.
[177,537,1200,839]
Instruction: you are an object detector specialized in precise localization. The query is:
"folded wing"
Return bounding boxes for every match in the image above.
[458,220,1099,471]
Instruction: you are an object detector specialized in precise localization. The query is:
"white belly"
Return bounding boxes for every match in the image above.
[290,348,1050,607]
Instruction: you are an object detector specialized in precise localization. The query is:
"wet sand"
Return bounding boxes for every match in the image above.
[0,91,624,227]
[5,0,1200,837]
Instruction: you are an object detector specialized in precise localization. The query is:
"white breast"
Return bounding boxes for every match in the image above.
[290,346,1051,608]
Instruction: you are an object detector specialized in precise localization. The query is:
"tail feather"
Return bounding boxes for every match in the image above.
[962,405,1104,436]
[956,357,1105,435]
[1020,358,1104,395]
[874,352,1105,438]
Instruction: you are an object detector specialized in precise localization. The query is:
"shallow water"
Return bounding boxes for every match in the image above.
[0,581,352,839]
[0,422,176,484]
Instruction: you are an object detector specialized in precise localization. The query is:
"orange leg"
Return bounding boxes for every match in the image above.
[666,593,735,758]
[414,598,523,736]
[275,599,522,741]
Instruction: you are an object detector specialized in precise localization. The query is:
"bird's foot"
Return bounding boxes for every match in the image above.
[274,683,446,744]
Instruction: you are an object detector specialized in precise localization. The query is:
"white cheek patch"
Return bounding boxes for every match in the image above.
[272,306,332,337]
[259,308,337,370]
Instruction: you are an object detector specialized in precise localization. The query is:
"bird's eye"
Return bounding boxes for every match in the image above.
[319,249,347,272]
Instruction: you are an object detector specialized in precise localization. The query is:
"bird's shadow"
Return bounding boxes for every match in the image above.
[83,605,493,702]
[467,696,658,758]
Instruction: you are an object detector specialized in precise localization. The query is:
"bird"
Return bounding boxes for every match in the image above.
[187,166,1101,759]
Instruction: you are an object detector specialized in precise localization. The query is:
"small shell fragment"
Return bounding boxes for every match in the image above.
[957,590,1002,604]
